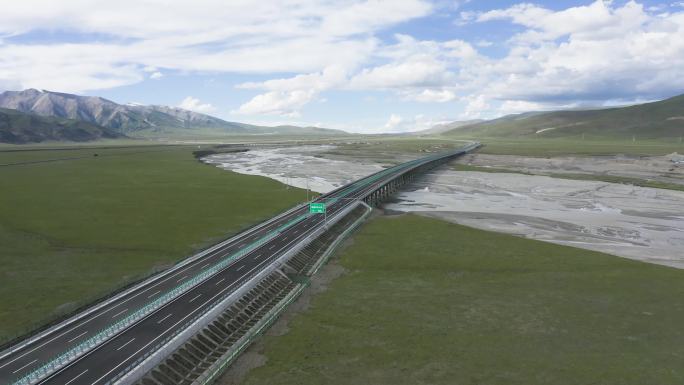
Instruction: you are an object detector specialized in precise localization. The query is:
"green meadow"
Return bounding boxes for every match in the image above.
[239,214,684,385]
[0,145,305,343]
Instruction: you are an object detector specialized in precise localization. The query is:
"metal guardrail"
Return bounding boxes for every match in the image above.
[193,200,373,385]
[11,214,311,385]
[0,200,309,362]
[308,201,372,277]
[194,281,308,385]
[111,200,368,385]
[10,142,481,385]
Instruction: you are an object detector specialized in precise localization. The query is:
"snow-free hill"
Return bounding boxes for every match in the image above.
[0,107,122,144]
[441,94,684,139]
[0,89,347,138]
[0,89,251,134]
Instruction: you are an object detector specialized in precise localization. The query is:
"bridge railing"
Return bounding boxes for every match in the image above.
[11,213,311,385]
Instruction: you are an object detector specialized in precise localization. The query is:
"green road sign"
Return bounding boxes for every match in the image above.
[309,202,326,214]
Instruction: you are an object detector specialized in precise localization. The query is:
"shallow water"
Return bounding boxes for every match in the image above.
[205,147,684,268]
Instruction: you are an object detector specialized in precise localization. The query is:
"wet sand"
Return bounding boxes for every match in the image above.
[204,146,684,268]
[203,145,383,193]
[386,170,684,268]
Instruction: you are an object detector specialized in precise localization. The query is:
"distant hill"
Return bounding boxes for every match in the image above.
[0,89,347,138]
[0,89,252,135]
[442,94,684,139]
[251,125,349,136]
[417,120,483,135]
[0,107,122,144]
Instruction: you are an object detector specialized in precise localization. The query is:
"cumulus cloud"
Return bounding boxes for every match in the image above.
[460,95,491,119]
[235,1,684,118]
[383,114,404,131]
[178,96,215,113]
[346,34,479,103]
[0,0,430,93]
[375,113,453,133]
[235,66,347,116]
[236,90,315,117]
[2,0,684,126]
[406,89,456,102]
[452,0,684,115]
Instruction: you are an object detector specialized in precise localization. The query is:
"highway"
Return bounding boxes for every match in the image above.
[1,143,479,385]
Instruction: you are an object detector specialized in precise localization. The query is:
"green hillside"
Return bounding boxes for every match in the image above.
[444,94,684,140]
[0,108,121,144]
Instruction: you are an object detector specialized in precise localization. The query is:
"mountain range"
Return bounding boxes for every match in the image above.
[438,93,684,139]
[0,89,347,143]
[0,107,122,144]
[3,88,683,144]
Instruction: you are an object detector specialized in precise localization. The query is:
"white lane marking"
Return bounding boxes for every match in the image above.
[269,245,275,250]
[236,265,245,272]
[239,243,246,248]
[116,338,136,351]
[282,237,288,241]
[0,316,93,370]
[12,359,37,374]
[0,209,308,371]
[147,290,161,299]
[91,256,277,385]
[156,314,173,324]
[189,294,202,303]
[214,278,226,286]
[64,369,88,385]
[67,331,88,343]
[41,208,321,383]
[111,308,128,319]
[176,275,188,283]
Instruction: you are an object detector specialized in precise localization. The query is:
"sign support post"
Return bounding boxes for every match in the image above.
[309,203,327,224]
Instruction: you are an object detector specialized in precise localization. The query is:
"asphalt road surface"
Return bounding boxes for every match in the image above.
[1,144,477,385]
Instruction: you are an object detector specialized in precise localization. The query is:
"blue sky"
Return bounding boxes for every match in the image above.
[1,0,683,133]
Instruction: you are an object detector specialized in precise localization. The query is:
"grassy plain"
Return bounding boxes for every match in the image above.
[0,145,305,342]
[239,214,684,385]
[321,136,684,159]
[458,137,684,157]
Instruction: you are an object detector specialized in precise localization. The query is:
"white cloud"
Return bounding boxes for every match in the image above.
[376,113,451,133]
[235,66,347,116]
[460,95,491,119]
[236,90,315,117]
[383,114,404,131]
[447,1,684,117]
[0,0,430,93]
[350,56,451,89]
[346,34,479,103]
[405,89,456,102]
[477,1,649,44]
[1,0,683,129]
[178,96,215,113]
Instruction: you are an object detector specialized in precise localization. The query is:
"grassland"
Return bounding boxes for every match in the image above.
[320,137,473,164]
[457,137,684,157]
[320,135,684,159]
[238,214,684,385]
[0,145,305,343]
[439,93,684,140]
